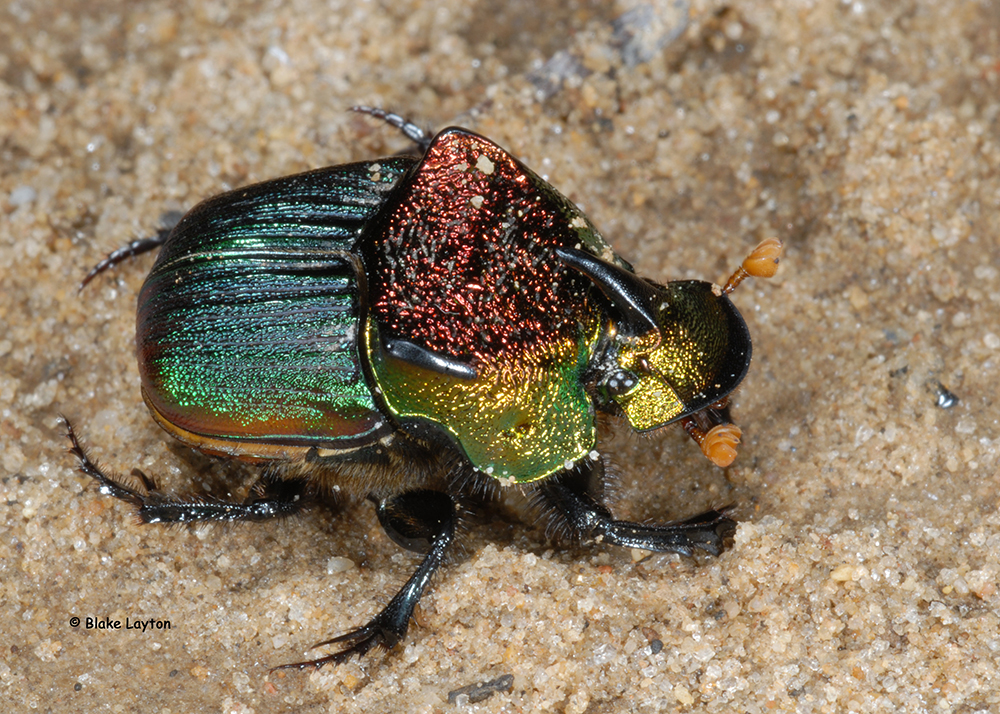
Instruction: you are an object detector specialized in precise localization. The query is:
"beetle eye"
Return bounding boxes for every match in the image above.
[603,369,639,396]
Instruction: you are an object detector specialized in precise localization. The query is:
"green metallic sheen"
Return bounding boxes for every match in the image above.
[137,158,414,448]
[366,317,601,484]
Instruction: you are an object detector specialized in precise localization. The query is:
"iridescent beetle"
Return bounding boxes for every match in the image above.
[68,108,781,669]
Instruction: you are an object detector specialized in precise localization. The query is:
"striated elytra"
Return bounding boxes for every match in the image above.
[68,108,781,670]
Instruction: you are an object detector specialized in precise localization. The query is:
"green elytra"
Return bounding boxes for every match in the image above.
[137,158,413,456]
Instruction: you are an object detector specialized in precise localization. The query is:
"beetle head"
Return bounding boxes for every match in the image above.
[558,240,780,433]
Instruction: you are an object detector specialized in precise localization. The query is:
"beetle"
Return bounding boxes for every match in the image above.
[68,107,781,670]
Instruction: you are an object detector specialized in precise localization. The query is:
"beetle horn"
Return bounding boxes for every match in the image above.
[556,247,660,337]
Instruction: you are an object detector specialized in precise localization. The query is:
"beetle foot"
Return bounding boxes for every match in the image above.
[64,416,154,510]
[64,416,308,524]
[537,467,737,557]
[350,106,431,152]
[657,508,738,556]
[588,507,737,557]
[80,228,172,288]
[272,619,401,671]
[274,489,457,671]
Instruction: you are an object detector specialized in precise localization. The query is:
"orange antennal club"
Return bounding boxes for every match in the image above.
[722,238,783,294]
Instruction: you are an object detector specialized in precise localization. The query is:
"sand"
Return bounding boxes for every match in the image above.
[2,0,998,711]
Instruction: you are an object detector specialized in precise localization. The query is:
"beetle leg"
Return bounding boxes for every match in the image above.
[350,105,432,153]
[275,489,456,670]
[535,463,736,557]
[64,417,308,523]
[81,227,172,288]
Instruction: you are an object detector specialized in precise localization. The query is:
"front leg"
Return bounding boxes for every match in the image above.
[275,489,457,670]
[535,459,735,557]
